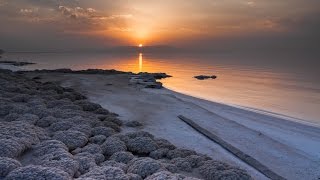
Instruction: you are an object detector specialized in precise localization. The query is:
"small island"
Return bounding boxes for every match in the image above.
[194,75,217,80]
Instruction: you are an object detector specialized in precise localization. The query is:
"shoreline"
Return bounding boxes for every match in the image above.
[1,66,320,179]
[162,86,320,129]
[2,61,317,128]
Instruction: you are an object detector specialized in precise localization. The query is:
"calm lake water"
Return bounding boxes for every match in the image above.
[2,52,320,125]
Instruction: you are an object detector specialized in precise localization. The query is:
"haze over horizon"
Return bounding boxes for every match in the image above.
[0,0,319,53]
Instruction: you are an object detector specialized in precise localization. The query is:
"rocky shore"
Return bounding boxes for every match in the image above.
[0,60,35,67]
[20,68,171,89]
[0,69,252,180]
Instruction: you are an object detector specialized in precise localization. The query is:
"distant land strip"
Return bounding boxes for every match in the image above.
[178,115,286,180]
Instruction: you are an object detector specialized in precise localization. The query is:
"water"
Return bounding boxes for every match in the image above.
[2,52,320,125]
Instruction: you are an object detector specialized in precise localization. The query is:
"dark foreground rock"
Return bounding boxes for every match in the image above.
[194,75,217,80]
[0,69,251,180]
[129,73,169,89]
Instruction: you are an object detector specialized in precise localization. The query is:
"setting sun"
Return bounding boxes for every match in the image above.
[139,44,143,47]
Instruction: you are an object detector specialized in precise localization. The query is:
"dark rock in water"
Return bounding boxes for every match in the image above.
[194,75,217,80]
[0,60,35,67]
[138,72,172,79]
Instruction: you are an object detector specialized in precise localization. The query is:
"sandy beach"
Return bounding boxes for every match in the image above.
[17,70,320,180]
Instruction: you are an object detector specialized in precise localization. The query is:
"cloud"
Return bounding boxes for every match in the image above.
[58,6,97,19]
[0,0,319,51]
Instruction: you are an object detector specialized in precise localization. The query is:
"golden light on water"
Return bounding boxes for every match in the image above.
[139,53,143,72]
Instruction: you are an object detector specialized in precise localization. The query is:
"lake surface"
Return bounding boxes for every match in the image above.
[2,52,320,125]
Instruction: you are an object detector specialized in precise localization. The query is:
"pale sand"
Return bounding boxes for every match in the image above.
[24,72,320,180]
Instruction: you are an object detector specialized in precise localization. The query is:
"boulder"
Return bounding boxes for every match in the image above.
[110,151,135,164]
[75,100,102,111]
[53,130,88,150]
[69,124,92,137]
[100,160,127,171]
[125,121,143,127]
[199,160,252,180]
[36,116,58,128]
[31,140,79,176]
[92,127,116,137]
[125,131,154,139]
[78,166,129,180]
[74,154,97,175]
[49,121,73,132]
[149,148,169,160]
[15,113,39,125]
[161,163,178,173]
[186,155,209,168]
[99,121,121,132]
[89,135,107,145]
[127,137,158,154]
[78,144,103,155]
[127,158,162,178]
[170,158,192,172]
[101,137,127,156]
[5,165,70,180]
[75,152,105,165]
[127,173,143,180]
[0,157,22,177]
[166,148,197,159]
[144,171,200,180]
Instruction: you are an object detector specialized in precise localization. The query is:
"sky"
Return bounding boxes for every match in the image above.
[0,0,319,52]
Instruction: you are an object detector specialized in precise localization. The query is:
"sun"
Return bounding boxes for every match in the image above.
[139,44,143,47]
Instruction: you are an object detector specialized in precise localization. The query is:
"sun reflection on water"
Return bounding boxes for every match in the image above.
[139,53,143,72]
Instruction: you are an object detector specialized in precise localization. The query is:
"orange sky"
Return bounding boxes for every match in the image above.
[0,0,319,50]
